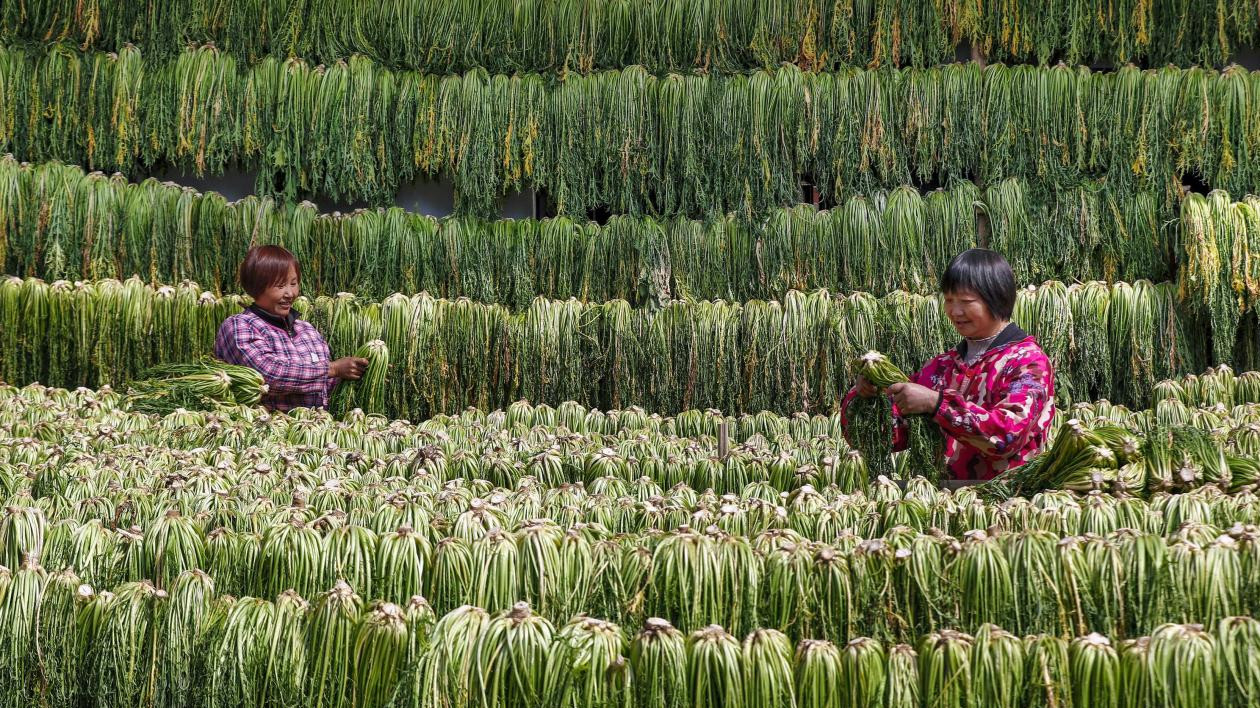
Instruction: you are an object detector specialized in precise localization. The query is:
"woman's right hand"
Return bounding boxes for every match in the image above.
[854,375,878,398]
[329,357,370,381]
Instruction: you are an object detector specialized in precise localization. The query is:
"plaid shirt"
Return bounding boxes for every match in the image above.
[214,308,337,411]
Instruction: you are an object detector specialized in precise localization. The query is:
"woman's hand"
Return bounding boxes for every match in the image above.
[886,382,939,416]
[329,356,370,381]
[854,375,878,398]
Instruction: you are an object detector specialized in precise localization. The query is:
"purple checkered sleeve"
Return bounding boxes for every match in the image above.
[214,312,335,411]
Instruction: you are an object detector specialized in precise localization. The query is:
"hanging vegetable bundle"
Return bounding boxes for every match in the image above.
[0,277,1214,418]
[4,49,1260,217]
[5,0,1260,72]
[0,156,1184,305]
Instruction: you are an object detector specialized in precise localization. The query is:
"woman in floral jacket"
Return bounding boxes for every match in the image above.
[842,249,1055,480]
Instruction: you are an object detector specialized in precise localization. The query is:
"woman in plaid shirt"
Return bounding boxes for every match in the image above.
[214,246,368,412]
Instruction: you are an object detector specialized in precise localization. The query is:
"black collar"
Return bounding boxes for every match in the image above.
[247,303,300,337]
[954,322,1028,358]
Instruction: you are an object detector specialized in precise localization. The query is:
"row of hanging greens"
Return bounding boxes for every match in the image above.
[0,157,1183,303]
[6,45,1260,216]
[1178,191,1260,378]
[1,561,1255,708]
[0,277,1204,417]
[3,0,1259,71]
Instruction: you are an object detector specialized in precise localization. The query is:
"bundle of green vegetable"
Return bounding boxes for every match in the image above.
[976,420,1132,500]
[848,351,944,483]
[329,340,390,417]
[124,360,267,415]
[845,353,900,479]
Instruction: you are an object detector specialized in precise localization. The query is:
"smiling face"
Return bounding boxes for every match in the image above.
[943,287,1004,339]
[253,265,300,317]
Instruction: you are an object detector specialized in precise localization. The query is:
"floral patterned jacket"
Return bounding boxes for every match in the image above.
[842,324,1056,480]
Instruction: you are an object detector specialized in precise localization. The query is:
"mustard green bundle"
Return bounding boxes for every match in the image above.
[850,352,944,483]
[124,359,267,415]
[854,351,909,388]
[329,340,390,417]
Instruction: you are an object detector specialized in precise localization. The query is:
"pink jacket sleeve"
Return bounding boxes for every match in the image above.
[931,352,1054,461]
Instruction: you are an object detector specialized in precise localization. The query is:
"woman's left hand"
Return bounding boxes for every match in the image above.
[886,382,939,416]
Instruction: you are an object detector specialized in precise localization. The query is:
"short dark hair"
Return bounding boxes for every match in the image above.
[238,245,300,298]
[940,249,1016,320]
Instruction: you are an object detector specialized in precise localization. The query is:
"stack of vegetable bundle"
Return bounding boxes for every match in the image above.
[3,567,1260,708]
[980,407,1260,500]
[9,381,1260,643]
[13,377,1260,519]
[28,499,1260,640]
[978,419,1142,500]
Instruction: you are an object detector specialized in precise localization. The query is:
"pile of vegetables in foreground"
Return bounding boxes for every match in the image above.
[3,373,1260,706]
